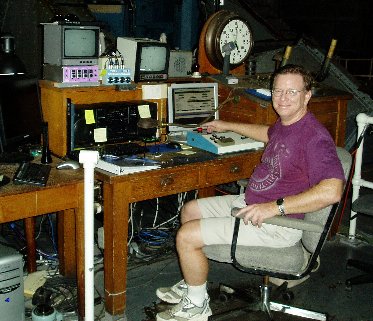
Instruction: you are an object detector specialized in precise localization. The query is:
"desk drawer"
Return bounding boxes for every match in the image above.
[129,167,200,201]
[206,152,261,186]
[205,158,249,186]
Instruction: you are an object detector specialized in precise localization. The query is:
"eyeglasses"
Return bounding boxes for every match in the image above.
[271,88,305,97]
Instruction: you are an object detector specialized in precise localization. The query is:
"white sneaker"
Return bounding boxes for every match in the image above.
[156,280,188,304]
[156,294,212,321]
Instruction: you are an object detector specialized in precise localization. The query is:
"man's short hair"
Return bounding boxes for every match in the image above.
[271,64,314,91]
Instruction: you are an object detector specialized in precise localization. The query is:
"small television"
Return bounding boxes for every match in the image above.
[0,76,42,152]
[42,23,100,66]
[167,82,219,139]
[116,37,170,82]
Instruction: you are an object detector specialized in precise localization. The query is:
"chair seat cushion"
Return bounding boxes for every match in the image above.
[203,241,305,274]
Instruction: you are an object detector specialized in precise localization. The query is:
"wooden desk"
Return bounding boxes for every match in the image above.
[95,149,262,316]
[0,161,85,317]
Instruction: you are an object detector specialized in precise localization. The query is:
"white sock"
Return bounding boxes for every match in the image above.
[186,282,207,307]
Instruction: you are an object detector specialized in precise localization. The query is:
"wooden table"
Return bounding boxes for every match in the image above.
[0,160,85,316]
[95,148,263,317]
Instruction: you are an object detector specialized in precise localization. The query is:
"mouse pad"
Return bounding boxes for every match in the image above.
[147,143,181,154]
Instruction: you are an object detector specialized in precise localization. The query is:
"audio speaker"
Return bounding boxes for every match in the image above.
[168,50,193,78]
[0,244,24,321]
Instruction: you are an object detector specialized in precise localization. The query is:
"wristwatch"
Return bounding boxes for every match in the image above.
[276,198,286,216]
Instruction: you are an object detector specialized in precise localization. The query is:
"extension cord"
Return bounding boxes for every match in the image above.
[24,270,48,298]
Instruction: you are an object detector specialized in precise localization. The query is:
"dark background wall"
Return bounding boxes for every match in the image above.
[275,0,373,58]
[1,0,372,78]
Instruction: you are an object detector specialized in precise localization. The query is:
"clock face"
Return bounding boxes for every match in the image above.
[205,11,253,70]
[219,19,253,65]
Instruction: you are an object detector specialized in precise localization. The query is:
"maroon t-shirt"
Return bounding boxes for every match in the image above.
[245,112,345,219]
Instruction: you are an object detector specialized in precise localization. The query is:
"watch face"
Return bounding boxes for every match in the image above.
[219,19,252,65]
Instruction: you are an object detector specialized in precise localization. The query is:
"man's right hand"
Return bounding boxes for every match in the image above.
[203,120,231,133]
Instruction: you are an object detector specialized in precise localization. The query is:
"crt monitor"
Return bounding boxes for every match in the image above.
[0,76,43,152]
[43,24,100,66]
[167,82,219,138]
[116,37,170,82]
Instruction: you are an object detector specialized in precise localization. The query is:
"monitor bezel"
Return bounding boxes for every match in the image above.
[134,42,170,81]
[0,76,43,152]
[167,82,219,134]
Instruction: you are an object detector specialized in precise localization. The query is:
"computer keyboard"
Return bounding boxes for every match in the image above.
[13,162,51,187]
[101,143,149,157]
[69,143,149,160]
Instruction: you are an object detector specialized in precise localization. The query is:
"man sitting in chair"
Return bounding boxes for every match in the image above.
[155,64,346,321]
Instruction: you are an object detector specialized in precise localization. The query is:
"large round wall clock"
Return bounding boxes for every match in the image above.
[204,10,254,71]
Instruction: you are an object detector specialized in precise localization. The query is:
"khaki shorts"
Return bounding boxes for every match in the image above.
[198,194,302,248]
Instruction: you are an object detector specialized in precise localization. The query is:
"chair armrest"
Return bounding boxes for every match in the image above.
[263,216,323,233]
[231,207,323,233]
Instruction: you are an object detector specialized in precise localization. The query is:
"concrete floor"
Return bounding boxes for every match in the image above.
[120,234,373,321]
[19,228,373,321]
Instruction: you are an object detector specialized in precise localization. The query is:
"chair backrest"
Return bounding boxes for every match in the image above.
[302,147,352,255]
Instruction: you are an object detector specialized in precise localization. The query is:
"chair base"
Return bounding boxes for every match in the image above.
[264,284,327,321]
[345,259,373,289]
[269,301,327,321]
[211,281,328,321]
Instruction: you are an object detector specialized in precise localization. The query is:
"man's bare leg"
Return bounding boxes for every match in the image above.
[156,199,209,307]
[176,219,208,286]
[181,199,202,224]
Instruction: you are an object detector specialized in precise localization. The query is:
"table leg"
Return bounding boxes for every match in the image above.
[24,217,36,273]
[57,209,76,276]
[103,181,129,316]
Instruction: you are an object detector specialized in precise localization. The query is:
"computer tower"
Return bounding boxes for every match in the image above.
[0,244,25,321]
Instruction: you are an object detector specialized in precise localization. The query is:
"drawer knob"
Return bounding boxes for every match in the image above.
[230,165,241,173]
[160,176,174,187]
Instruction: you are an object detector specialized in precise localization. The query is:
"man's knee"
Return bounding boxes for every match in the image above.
[176,220,204,251]
[181,199,201,224]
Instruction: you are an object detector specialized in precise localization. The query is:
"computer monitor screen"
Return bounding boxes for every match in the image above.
[167,82,219,138]
[0,76,42,152]
[64,28,98,57]
[140,45,169,71]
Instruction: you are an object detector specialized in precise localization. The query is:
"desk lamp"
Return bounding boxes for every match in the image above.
[0,34,26,76]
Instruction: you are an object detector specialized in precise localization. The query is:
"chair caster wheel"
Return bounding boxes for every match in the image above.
[219,284,234,302]
[282,290,294,301]
[219,292,232,302]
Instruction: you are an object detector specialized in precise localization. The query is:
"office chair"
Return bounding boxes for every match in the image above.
[203,147,352,321]
[346,113,373,289]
